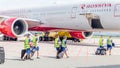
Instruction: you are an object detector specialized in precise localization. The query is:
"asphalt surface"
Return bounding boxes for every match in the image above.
[0,39,120,68]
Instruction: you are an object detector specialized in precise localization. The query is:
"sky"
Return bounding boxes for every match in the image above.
[0,0,82,11]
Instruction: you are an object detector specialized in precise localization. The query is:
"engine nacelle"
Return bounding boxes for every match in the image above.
[0,18,28,38]
[69,31,93,39]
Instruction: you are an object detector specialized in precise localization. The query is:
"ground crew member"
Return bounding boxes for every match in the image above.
[107,36,112,55]
[99,36,104,48]
[32,33,40,59]
[54,35,61,58]
[61,36,69,58]
[22,34,33,61]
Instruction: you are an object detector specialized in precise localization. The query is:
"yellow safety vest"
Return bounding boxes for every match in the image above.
[107,38,112,45]
[33,36,37,46]
[62,39,66,47]
[54,38,60,48]
[24,37,30,49]
[99,38,103,46]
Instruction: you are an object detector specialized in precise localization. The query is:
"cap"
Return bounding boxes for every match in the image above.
[26,34,30,36]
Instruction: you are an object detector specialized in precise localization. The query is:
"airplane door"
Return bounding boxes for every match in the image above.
[71,7,77,18]
[114,4,120,17]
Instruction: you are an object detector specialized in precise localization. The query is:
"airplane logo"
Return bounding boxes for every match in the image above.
[81,3,111,10]
[81,4,86,10]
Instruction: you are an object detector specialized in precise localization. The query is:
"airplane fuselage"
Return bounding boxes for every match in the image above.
[0,0,120,32]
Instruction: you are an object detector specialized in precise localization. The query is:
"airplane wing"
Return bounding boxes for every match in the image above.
[0,15,93,39]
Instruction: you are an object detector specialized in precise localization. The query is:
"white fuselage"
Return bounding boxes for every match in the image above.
[0,0,120,31]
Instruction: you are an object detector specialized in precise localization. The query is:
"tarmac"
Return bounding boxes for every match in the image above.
[0,38,120,68]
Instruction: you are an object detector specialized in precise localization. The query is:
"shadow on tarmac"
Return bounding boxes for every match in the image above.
[39,41,120,48]
[42,56,56,59]
[77,65,120,68]
[5,58,22,61]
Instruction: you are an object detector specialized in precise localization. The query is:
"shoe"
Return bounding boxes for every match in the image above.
[56,56,60,59]
[66,56,69,58]
[29,58,33,60]
[37,57,40,59]
[21,59,25,61]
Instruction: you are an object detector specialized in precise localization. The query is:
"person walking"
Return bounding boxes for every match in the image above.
[61,36,69,58]
[22,34,33,61]
[32,33,40,59]
[54,35,61,58]
[107,36,112,55]
[99,36,104,48]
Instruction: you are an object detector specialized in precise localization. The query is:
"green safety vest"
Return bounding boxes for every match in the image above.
[99,38,103,46]
[54,38,60,48]
[33,36,37,46]
[24,37,30,49]
[62,39,66,47]
[107,38,112,45]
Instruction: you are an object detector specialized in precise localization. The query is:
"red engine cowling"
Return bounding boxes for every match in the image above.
[0,18,28,38]
[69,31,93,39]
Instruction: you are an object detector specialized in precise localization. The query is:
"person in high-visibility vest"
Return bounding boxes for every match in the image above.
[22,34,33,61]
[107,36,112,55]
[32,33,40,59]
[54,34,61,57]
[99,36,104,48]
[61,36,69,58]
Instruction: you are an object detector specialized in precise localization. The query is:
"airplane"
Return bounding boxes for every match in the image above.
[0,0,119,39]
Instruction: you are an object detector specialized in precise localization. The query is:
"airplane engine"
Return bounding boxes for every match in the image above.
[0,18,28,38]
[69,31,93,39]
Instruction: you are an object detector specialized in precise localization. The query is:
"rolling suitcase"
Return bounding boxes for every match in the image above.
[57,52,64,59]
[100,48,106,55]
[56,46,64,59]
[0,47,5,64]
[21,49,31,59]
[95,47,106,55]
[21,49,26,59]
[21,49,35,59]
[95,48,101,55]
